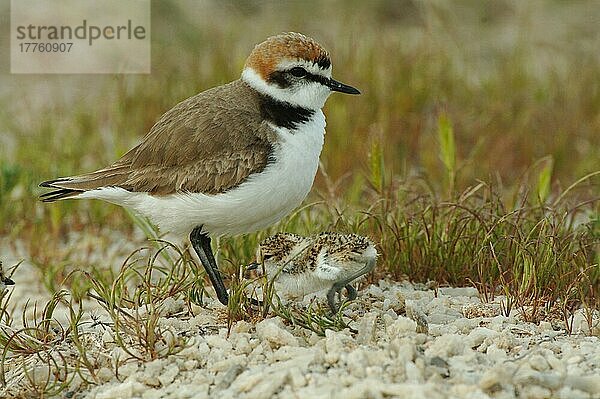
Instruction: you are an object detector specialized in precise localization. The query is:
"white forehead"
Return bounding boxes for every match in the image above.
[276,58,332,78]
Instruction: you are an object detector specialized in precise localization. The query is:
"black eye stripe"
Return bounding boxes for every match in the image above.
[304,73,329,85]
[268,70,290,88]
[268,69,329,89]
[288,68,329,85]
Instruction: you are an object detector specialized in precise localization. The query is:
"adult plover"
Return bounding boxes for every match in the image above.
[248,232,377,312]
[39,33,360,306]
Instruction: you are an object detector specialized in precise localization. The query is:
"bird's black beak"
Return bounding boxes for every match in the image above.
[327,78,361,95]
[3,277,15,286]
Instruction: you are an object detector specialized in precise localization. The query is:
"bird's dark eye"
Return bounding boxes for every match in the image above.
[289,67,307,77]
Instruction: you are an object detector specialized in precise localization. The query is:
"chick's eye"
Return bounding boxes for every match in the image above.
[289,67,307,77]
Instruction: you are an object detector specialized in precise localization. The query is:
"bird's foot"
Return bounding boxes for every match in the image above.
[327,284,357,314]
[344,284,357,301]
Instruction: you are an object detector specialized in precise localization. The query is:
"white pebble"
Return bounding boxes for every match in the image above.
[157,363,179,386]
[388,316,417,335]
[405,361,423,383]
[528,354,550,372]
[356,311,378,344]
[95,380,147,399]
[425,334,465,358]
[439,287,479,297]
[558,386,594,399]
[465,327,497,349]
[565,374,600,394]
[255,318,298,348]
[204,335,233,351]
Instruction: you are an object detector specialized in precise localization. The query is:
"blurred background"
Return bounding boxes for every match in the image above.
[0,0,599,237]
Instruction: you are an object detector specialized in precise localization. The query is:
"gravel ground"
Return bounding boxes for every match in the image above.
[1,236,599,399]
[82,283,599,399]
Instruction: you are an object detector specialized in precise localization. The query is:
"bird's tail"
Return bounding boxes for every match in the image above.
[39,164,130,202]
[39,179,83,202]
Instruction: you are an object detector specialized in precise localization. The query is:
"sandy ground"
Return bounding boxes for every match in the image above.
[1,234,599,399]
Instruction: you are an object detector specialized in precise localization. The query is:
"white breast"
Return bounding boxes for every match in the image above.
[81,111,326,239]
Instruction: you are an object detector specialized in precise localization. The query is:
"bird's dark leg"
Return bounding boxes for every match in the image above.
[326,258,376,314]
[344,284,357,301]
[190,227,228,305]
[326,285,342,314]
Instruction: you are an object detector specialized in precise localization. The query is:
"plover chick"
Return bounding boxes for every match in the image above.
[249,232,377,313]
[39,33,360,306]
[0,261,15,291]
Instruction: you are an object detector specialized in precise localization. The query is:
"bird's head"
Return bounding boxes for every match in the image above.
[242,32,360,110]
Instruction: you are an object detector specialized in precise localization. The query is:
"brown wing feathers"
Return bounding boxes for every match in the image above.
[40,80,275,201]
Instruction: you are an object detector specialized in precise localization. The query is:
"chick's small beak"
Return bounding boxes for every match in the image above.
[246,262,259,271]
[244,262,260,279]
[326,78,361,95]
